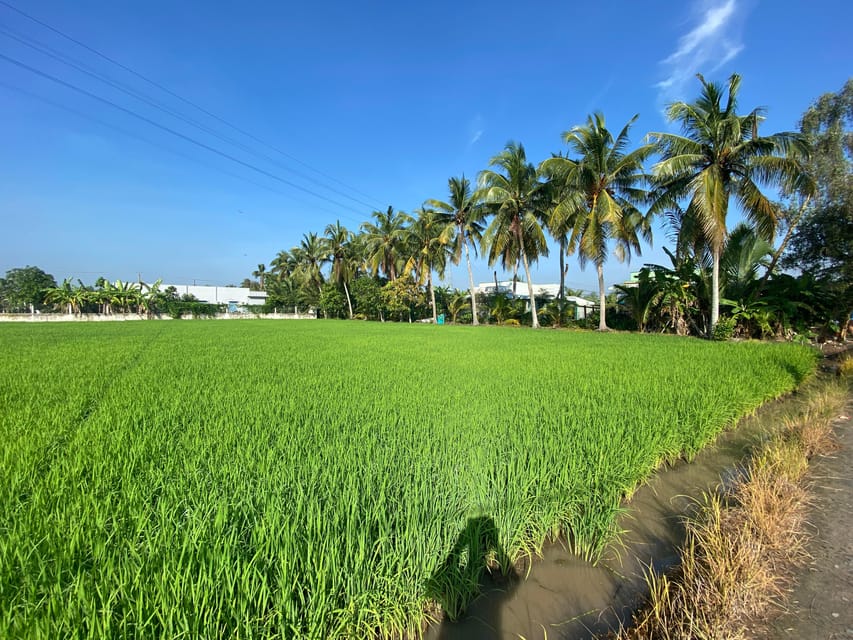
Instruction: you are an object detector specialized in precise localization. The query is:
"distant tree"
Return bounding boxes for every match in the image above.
[350,275,384,320]
[487,293,520,325]
[614,271,661,332]
[380,276,424,322]
[270,249,297,282]
[538,157,583,305]
[360,206,412,281]
[319,282,347,319]
[404,208,450,324]
[44,278,78,314]
[324,220,356,319]
[542,113,653,331]
[479,142,549,328]
[252,264,267,290]
[300,232,328,294]
[140,279,165,318]
[0,266,56,312]
[428,176,485,325]
[108,280,142,313]
[265,276,303,314]
[783,79,853,336]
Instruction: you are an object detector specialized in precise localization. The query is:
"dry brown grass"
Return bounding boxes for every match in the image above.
[613,378,848,640]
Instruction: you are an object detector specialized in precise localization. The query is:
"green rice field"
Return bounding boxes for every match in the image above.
[0,321,817,638]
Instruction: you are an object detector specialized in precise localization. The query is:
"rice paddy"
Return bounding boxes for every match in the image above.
[0,321,817,638]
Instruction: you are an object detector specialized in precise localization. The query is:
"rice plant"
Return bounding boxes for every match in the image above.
[0,322,817,638]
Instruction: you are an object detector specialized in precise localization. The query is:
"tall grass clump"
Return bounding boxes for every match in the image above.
[0,322,817,637]
[617,378,846,640]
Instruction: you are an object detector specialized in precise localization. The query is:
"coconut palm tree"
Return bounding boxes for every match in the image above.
[270,249,298,282]
[479,142,549,328]
[252,264,267,291]
[404,207,450,324]
[538,155,586,303]
[649,73,812,332]
[294,232,328,295]
[324,220,356,319]
[360,206,412,281]
[427,176,485,325]
[542,113,653,331]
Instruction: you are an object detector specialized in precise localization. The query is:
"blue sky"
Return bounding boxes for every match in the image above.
[1,0,850,292]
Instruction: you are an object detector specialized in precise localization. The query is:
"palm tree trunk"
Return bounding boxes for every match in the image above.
[463,230,479,325]
[597,262,608,331]
[711,248,720,335]
[559,237,566,302]
[428,269,437,324]
[519,233,539,329]
[343,281,353,319]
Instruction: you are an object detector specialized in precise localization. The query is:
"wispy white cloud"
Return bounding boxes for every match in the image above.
[656,0,748,104]
[467,114,484,147]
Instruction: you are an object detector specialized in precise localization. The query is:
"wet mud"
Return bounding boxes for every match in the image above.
[426,398,793,640]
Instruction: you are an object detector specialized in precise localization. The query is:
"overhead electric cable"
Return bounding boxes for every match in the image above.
[0,0,386,209]
[0,24,381,212]
[0,52,369,218]
[0,79,360,225]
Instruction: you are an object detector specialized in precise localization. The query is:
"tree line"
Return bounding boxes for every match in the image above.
[246,74,850,339]
[0,272,222,319]
[2,74,850,339]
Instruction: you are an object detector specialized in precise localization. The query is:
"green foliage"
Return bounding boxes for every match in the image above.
[541,113,653,330]
[538,298,578,328]
[486,293,522,325]
[360,207,412,280]
[319,282,347,319]
[783,79,853,335]
[380,276,424,321]
[712,316,737,341]
[350,275,384,320]
[0,266,56,312]
[446,291,470,324]
[650,73,812,331]
[479,142,548,328]
[0,322,816,637]
[426,176,485,324]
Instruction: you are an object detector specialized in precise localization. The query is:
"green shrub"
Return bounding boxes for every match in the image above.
[713,316,737,341]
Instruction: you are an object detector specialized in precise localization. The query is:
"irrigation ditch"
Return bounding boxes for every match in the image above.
[426,358,851,640]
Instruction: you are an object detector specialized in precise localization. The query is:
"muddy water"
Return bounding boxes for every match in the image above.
[426,398,794,640]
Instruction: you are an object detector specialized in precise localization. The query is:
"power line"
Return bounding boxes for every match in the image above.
[0,24,382,213]
[0,79,362,226]
[0,0,386,210]
[0,52,373,219]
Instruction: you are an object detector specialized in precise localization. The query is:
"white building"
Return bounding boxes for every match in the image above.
[163,284,267,313]
[475,281,595,319]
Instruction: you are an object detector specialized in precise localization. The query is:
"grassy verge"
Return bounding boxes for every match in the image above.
[614,374,849,640]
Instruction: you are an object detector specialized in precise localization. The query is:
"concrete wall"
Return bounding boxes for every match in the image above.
[0,313,314,323]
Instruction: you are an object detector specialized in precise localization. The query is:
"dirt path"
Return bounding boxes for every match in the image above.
[765,394,853,639]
